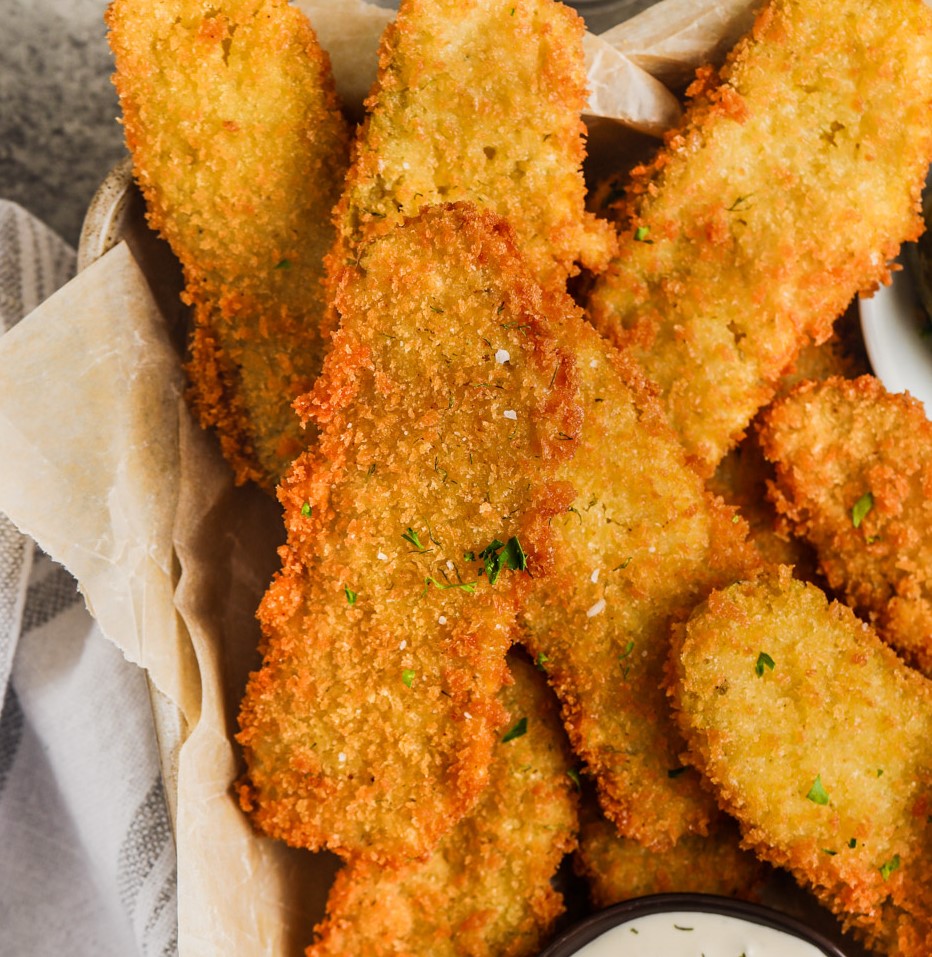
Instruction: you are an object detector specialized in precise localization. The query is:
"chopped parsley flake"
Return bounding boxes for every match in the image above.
[852,491,874,528]
[274,258,292,270]
[880,855,901,880]
[402,669,415,688]
[566,768,582,790]
[424,577,477,595]
[344,585,358,606]
[300,502,312,517]
[502,717,528,742]
[673,925,694,931]
[849,838,858,848]
[634,225,652,243]
[402,527,428,551]
[535,652,549,671]
[806,775,830,805]
[755,651,775,677]
[478,536,527,585]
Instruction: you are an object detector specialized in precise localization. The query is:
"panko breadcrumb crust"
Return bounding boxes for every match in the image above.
[574,796,766,909]
[327,0,616,309]
[668,569,932,956]
[588,0,932,475]
[305,654,578,957]
[107,0,351,489]
[759,375,932,676]
[519,327,761,850]
[237,204,582,864]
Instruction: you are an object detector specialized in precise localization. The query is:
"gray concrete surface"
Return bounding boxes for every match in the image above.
[1,0,125,247]
[0,0,649,248]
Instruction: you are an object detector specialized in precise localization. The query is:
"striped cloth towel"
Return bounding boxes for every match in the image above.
[0,200,178,957]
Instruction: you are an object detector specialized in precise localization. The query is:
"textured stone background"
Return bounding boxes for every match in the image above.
[0,0,650,249]
[1,0,125,247]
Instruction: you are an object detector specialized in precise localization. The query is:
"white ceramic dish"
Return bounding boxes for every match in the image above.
[539,894,850,957]
[859,255,932,419]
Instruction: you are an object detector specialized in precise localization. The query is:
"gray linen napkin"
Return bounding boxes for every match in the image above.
[0,199,178,957]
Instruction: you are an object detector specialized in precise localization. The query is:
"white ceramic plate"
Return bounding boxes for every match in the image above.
[859,253,932,420]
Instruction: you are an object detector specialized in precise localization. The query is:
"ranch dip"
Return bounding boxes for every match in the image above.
[574,910,829,957]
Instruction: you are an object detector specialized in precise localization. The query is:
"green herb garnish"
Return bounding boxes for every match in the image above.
[402,527,428,551]
[300,501,312,517]
[344,585,358,606]
[535,652,549,671]
[477,536,527,585]
[852,491,874,528]
[402,669,415,688]
[806,775,830,805]
[634,225,652,243]
[755,651,775,677]
[502,717,528,742]
[880,855,901,880]
[567,768,582,790]
[423,577,477,595]
[274,258,292,270]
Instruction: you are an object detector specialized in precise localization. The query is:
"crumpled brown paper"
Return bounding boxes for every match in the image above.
[0,1,758,954]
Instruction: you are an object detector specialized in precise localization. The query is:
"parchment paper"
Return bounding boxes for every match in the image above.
[0,1,758,954]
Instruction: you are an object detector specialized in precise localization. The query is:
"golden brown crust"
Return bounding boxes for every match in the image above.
[588,0,932,474]
[107,0,352,488]
[305,654,578,957]
[237,204,584,864]
[326,0,616,316]
[667,569,932,955]
[519,318,761,849]
[574,797,766,909]
[759,374,932,675]
[707,311,871,578]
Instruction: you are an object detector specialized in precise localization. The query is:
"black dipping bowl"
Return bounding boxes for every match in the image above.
[539,894,850,957]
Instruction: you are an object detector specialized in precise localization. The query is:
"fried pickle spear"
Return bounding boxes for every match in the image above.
[107,0,351,488]
[306,653,578,957]
[668,568,932,956]
[518,330,760,849]
[588,0,932,475]
[575,799,765,909]
[330,0,759,849]
[759,375,932,675]
[237,204,581,864]
[328,0,615,297]
[708,322,869,577]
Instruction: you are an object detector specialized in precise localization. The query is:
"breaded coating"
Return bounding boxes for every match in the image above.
[575,799,765,909]
[324,0,751,851]
[306,654,578,957]
[668,569,932,956]
[519,323,761,849]
[237,205,582,864]
[708,431,819,578]
[588,0,932,474]
[107,0,351,488]
[759,375,932,675]
[329,0,616,296]
[708,326,868,578]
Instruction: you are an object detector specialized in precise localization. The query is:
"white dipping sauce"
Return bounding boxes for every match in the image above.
[575,911,828,957]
